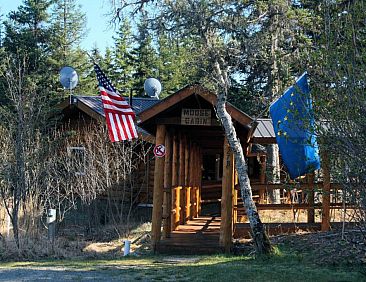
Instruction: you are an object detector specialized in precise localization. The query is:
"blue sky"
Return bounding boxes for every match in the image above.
[1,0,116,52]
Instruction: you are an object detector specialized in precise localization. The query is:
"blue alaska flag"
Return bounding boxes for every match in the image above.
[269,72,320,179]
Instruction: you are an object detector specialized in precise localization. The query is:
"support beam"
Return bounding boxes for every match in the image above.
[195,145,201,218]
[220,138,234,253]
[266,144,281,204]
[172,134,180,230]
[259,156,266,203]
[151,124,166,252]
[233,170,238,225]
[179,134,185,224]
[163,130,172,238]
[307,172,315,224]
[198,148,203,215]
[185,139,191,222]
[190,144,196,218]
[321,153,331,231]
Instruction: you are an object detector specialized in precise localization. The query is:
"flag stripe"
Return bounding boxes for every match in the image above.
[126,115,136,139]
[108,112,119,142]
[94,64,138,142]
[115,114,126,140]
[113,114,123,141]
[102,104,135,114]
[120,114,130,140]
[121,115,132,140]
[100,88,131,106]
[129,115,138,138]
[101,97,132,109]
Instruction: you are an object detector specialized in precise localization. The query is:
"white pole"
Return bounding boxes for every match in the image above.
[124,240,131,256]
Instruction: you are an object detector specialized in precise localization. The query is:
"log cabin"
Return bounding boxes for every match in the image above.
[136,84,333,254]
[58,94,160,223]
[58,84,333,253]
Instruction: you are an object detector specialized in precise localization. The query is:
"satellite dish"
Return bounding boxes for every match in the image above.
[144,78,162,99]
[59,66,78,90]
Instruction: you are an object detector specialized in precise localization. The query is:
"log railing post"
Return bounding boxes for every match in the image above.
[259,156,266,203]
[307,172,315,224]
[163,130,172,238]
[198,148,203,215]
[151,124,166,252]
[179,134,185,224]
[185,139,191,222]
[220,138,234,253]
[233,170,238,225]
[190,144,196,218]
[321,153,331,231]
[171,133,180,230]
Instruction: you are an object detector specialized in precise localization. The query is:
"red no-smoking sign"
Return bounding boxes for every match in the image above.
[153,144,166,157]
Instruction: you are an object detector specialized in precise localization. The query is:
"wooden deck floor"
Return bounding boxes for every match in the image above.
[156,217,332,254]
[156,216,222,254]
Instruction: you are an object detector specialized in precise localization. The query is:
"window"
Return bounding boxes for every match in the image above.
[67,146,86,176]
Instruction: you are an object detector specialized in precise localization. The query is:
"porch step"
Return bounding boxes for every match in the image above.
[156,216,222,255]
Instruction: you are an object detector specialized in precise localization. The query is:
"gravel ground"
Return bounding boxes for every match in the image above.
[2,264,169,282]
[0,266,132,281]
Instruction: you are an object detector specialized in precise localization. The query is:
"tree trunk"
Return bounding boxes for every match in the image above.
[266,144,281,204]
[12,93,26,249]
[214,61,272,255]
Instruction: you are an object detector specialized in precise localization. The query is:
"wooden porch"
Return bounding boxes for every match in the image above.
[156,216,221,254]
[156,216,338,254]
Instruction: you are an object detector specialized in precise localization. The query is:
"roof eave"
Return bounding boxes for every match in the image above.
[138,84,255,128]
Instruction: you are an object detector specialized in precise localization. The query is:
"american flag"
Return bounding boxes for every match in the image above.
[94,64,138,142]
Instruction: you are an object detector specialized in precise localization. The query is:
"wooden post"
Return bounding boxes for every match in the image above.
[185,139,191,222]
[233,170,238,225]
[321,153,331,231]
[194,145,200,218]
[172,134,180,230]
[193,144,200,218]
[163,130,172,238]
[307,172,315,224]
[190,144,196,218]
[198,148,203,215]
[151,124,166,252]
[259,156,266,203]
[220,138,234,253]
[179,134,185,224]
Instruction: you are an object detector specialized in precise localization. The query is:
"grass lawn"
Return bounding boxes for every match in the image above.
[0,246,364,282]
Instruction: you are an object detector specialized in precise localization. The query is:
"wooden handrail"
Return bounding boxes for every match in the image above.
[234,203,355,210]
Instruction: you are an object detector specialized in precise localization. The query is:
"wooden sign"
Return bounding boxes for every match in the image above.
[181,108,211,126]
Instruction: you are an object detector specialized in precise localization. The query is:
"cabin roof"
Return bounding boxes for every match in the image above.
[138,84,254,130]
[58,88,276,145]
[252,118,276,144]
[136,84,277,146]
[70,95,160,117]
[58,95,160,142]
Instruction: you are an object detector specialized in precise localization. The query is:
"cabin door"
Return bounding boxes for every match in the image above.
[200,153,223,216]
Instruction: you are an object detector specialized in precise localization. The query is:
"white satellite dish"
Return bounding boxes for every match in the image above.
[59,66,78,90]
[144,78,162,99]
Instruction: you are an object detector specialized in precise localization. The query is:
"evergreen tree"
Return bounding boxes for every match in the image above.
[132,13,158,96]
[1,0,55,105]
[156,32,202,96]
[49,0,86,64]
[232,0,317,115]
[3,0,53,74]
[49,0,92,96]
[112,19,136,93]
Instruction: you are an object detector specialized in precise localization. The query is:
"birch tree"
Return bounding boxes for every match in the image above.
[111,0,274,254]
